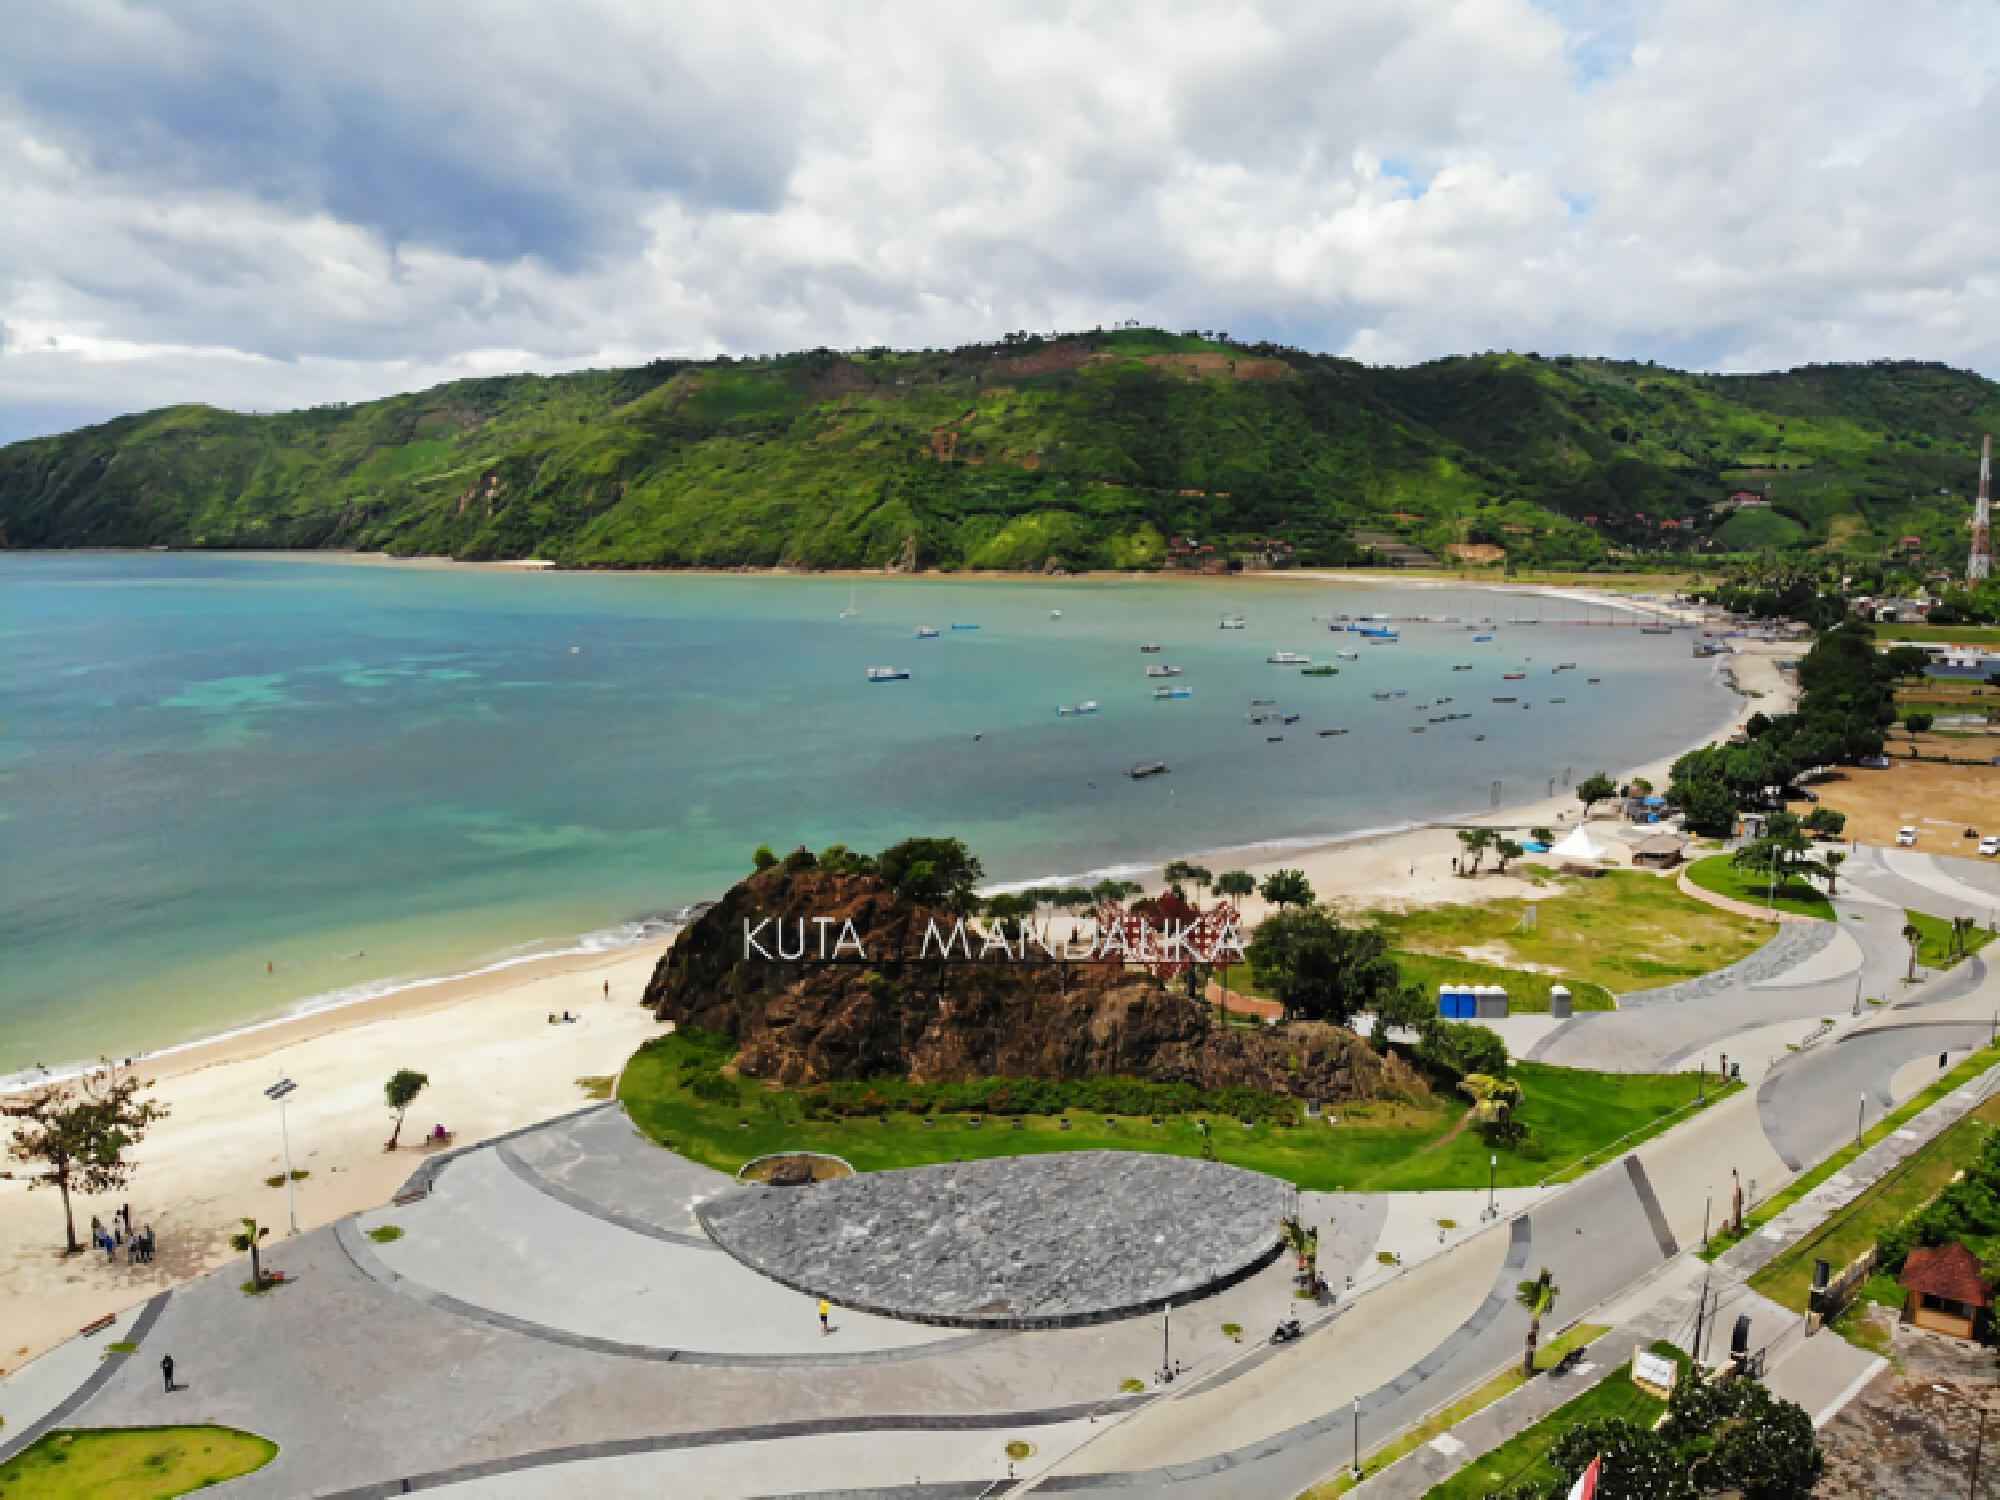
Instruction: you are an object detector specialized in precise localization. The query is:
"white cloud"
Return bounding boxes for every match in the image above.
[1,0,1997,438]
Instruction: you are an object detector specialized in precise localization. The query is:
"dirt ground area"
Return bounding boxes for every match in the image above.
[1811,745,2000,849]
[1816,1328,1999,1497]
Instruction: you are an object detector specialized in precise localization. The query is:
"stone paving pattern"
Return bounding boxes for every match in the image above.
[699,1152,1288,1327]
[1618,920,1838,1009]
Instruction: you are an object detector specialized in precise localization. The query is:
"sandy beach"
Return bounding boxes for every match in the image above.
[0,943,667,1376]
[0,574,1788,1375]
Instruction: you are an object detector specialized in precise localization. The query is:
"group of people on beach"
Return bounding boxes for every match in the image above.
[91,1203,156,1265]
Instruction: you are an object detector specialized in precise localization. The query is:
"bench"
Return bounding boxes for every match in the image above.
[79,1313,117,1337]
[392,1188,430,1207]
[422,1131,455,1150]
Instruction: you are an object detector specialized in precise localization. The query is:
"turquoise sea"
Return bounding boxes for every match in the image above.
[0,554,1736,1077]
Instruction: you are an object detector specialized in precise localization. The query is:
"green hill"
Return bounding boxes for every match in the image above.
[2,330,1994,571]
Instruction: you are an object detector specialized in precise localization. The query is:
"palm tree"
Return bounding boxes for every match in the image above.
[1516,1266,1559,1376]
[231,1216,271,1288]
[1162,860,1197,898]
[1903,921,1923,983]
[1822,849,1845,894]
[1493,838,1525,875]
[1215,870,1256,907]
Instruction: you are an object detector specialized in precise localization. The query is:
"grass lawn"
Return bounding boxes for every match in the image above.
[1421,1343,1688,1499]
[1684,854,1835,920]
[1703,1041,2000,1261]
[1301,1325,1611,1496]
[1876,622,2000,646]
[620,1034,1734,1192]
[1365,868,1772,993]
[1749,1095,2000,1316]
[0,1426,276,1498]
[1903,909,1998,970]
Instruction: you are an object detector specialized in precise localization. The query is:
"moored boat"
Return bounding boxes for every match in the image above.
[1145,664,1184,678]
[1056,700,1099,716]
[1334,649,1359,661]
[1128,761,1169,779]
[915,626,940,638]
[1220,615,1247,630]
[1267,651,1311,665]
[1139,643,1164,653]
[866,666,910,682]
[1153,686,1192,700]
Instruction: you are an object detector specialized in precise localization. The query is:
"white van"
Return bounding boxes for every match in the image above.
[1896,826,1918,846]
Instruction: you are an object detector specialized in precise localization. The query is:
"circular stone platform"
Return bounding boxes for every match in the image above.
[696,1150,1289,1329]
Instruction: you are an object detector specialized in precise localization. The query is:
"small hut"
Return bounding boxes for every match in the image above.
[1900,1242,1990,1341]
[1633,834,1686,870]
[1547,825,1614,874]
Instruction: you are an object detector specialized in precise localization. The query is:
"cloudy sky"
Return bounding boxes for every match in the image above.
[3,0,1997,443]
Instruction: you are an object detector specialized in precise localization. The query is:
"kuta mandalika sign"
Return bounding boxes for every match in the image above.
[743,897,1245,980]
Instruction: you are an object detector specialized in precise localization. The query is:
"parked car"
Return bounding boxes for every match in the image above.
[1981,836,2000,858]
[1859,755,1893,769]
[1781,786,1820,803]
[1897,826,1919,846]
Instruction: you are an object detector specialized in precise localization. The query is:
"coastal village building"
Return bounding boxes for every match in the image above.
[1632,834,1686,869]
[1899,1242,1990,1341]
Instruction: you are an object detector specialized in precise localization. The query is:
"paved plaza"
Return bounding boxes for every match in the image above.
[699,1153,1288,1327]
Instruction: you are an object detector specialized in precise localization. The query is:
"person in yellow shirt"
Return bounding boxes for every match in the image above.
[818,1299,831,1335]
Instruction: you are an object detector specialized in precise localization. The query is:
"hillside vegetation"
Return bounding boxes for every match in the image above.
[2,329,1994,571]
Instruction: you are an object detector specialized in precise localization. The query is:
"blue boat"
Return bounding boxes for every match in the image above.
[1472,633,1494,642]
[1357,625,1398,640]
[950,623,980,631]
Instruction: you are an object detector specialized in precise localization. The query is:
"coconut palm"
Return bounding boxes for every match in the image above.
[383,1068,429,1150]
[1516,1266,1559,1376]
[231,1216,271,1288]
[1903,920,1923,982]
[1459,1073,1523,1126]
[1215,870,1255,906]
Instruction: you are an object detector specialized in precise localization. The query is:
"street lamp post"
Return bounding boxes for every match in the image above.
[1853,972,1863,1018]
[1856,1091,1866,1153]
[1351,1395,1362,1480]
[264,1077,299,1236]
[1486,1153,1497,1221]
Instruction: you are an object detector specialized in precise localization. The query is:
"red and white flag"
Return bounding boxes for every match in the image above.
[1566,1454,1601,1500]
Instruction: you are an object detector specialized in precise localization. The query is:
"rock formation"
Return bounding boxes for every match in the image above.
[642,859,1426,1105]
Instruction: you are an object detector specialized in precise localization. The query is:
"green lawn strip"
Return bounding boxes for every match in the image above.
[0,1426,277,1498]
[1749,1095,2000,1314]
[621,1035,1733,1193]
[1365,869,1773,994]
[1419,1342,1688,1500]
[1872,623,2000,646]
[1903,909,1998,970]
[1683,854,1835,921]
[1300,1325,1611,1497]
[1702,1041,2000,1261]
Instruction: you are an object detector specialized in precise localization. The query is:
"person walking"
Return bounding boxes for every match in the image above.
[160,1354,174,1393]
[602,979,609,1000]
[818,1298,831,1335]
[120,1202,132,1237]
[143,1225,156,1264]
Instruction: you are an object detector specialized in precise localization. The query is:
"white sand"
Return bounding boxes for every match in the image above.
[0,944,667,1374]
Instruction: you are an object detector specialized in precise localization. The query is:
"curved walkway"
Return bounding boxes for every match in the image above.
[351,1147,985,1364]
[1675,867,1819,924]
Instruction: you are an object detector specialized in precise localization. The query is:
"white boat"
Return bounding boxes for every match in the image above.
[1267,652,1311,665]
[1050,609,1063,619]
[1153,686,1192,700]
[1145,664,1184,678]
[1056,700,1099,716]
[1334,649,1359,661]
[865,666,910,682]
[1219,615,1247,630]
[915,626,940,638]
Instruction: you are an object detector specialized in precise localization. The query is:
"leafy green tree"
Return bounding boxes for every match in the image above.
[981,891,1035,941]
[231,1216,271,1288]
[1493,837,1525,874]
[876,837,985,910]
[1533,1418,1693,1499]
[1821,849,1845,893]
[1370,984,1432,1052]
[1529,826,1555,845]
[3,1064,171,1253]
[1414,1019,1511,1080]
[1903,920,1923,981]
[1905,711,1933,734]
[1244,907,1399,1025]
[1661,1367,1823,1497]
[1575,772,1617,816]
[1257,868,1315,909]
[1804,806,1846,838]
[1516,1266,1559,1376]
[751,845,778,871]
[384,1068,429,1150]
[1456,827,1495,875]
[1671,774,1738,838]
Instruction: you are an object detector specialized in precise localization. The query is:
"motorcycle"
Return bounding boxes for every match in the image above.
[1269,1317,1302,1345]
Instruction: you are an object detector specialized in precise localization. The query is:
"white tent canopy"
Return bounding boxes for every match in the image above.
[1547,825,1613,863]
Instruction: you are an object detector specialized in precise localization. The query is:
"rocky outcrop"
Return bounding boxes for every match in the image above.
[642,861,1425,1105]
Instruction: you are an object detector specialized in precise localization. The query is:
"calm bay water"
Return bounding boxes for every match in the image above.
[0,554,1735,1075]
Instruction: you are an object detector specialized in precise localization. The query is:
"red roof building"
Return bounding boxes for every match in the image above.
[1901,1242,1990,1340]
